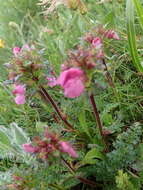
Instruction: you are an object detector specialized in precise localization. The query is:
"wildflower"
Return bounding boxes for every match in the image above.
[13,84,26,105]
[13,46,21,56]
[15,95,25,105]
[46,76,57,87]
[92,37,102,49]
[0,39,5,48]
[104,30,120,40]
[22,130,78,159]
[13,84,25,95]
[59,141,78,158]
[22,143,38,153]
[57,68,85,98]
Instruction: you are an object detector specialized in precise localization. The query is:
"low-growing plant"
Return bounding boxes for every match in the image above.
[0,0,143,189]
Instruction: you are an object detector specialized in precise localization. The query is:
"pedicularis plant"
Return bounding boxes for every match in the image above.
[0,0,143,189]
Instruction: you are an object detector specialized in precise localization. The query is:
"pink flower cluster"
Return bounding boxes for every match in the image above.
[91,37,104,59]
[13,84,26,104]
[104,30,120,40]
[13,46,21,57]
[22,130,78,159]
[92,37,102,49]
[13,44,30,57]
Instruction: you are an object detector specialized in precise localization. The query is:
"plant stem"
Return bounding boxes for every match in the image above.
[89,93,109,152]
[61,156,75,174]
[76,176,97,188]
[102,58,115,88]
[102,58,120,103]
[61,157,97,188]
[39,86,74,130]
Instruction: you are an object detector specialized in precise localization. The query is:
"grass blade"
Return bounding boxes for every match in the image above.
[132,0,143,29]
[126,0,143,72]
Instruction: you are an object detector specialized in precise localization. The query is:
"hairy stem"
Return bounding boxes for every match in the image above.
[61,157,97,188]
[102,58,115,88]
[102,59,121,102]
[39,86,74,130]
[89,93,109,152]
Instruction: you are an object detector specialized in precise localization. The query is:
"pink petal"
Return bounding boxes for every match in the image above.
[57,68,85,98]
[13,84,25,95]
[64,78,84,98]
[15,95,25,105]
[13,46,21,56]
[59,141,78,158]
[92,37,102,49]
[22,143,38,153]
[57,68,84,87]
[104,30,120,40]
[112,32,120,40]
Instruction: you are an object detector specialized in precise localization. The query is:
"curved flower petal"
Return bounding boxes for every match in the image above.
[57,68,84,87]
[15,95,25,105]
[57,68,85,98]
[13,84,25,95]
[64,78,84,98]
[92,37,102,49]
[22,143,38,153]
[104,30,120,40]
[13,46,21,56]
[59,141,78,158]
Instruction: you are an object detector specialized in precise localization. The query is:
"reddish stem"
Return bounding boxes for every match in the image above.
[102,58,115,88]
[89,93,109,152]
[39,86,74,130]
[61,157,97,188]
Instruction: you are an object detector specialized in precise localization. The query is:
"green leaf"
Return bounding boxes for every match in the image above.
[132,0,143,29]
[82,148,104,165]
[126,0,143,72]
[78,110,91,139]
[10,122,29,145]
[36,121,46,133]
[0,126,11,146]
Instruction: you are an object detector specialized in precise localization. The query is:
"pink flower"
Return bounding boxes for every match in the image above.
[104,30,120,40]
[46,76,57,87]
[15,95,25,105]
[13,46,21,56]
[22,143,38,153]
[57,68,85,98]
[12,44,31,57]
[13,84,25,95]
[92,37,102,49]
[13,84,26,105]
[59,141,78,158]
